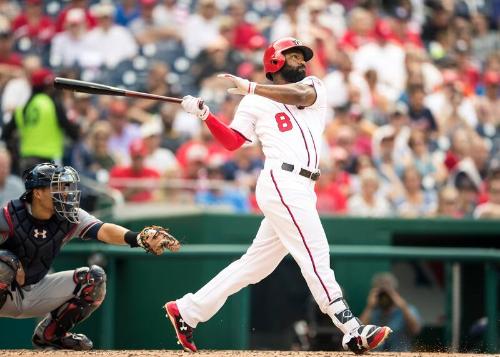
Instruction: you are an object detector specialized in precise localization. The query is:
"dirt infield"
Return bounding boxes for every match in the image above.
[0,351,493,357]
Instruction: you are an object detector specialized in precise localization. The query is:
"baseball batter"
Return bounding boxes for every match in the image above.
[0,163,179,350]
[165,37,392,354]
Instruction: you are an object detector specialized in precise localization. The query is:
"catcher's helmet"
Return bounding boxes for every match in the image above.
[263,37,313,80]
[22,163,81,223]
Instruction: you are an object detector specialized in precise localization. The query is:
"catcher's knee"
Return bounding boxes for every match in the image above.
[73,265,107,305]
[0,250,19,309]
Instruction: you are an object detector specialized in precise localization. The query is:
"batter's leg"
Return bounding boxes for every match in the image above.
[175,218,288,328]
[166,218,288,351]
[262,171,392,353]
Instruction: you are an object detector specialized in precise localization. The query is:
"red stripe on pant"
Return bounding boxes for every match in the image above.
[270,170,331,302]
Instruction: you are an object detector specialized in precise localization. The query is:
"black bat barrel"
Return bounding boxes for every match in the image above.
[53,77,127,96]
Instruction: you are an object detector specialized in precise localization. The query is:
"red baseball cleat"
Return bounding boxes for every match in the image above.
[342,325,392,354]
[164,301,197,352]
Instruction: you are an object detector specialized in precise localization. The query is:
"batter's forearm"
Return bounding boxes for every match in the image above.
[254,83,316,107]
[205,113,246,151]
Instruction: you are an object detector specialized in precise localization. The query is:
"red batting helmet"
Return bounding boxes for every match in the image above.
[263,37,313,80]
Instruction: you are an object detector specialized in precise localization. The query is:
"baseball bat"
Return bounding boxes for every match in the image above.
[53,77,183,104]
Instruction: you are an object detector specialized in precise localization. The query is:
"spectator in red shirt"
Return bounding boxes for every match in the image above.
[11,0,54,45]
[315,150,349,215]
[55,0,96,33]
[109,139,161,202]
[227,1,263,51]
[383,6,423,49]
[339,7,376,52]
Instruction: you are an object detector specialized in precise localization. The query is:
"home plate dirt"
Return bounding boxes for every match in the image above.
[0,351,493,357]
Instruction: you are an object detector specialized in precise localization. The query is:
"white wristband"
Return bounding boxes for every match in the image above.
[248,82,257,95]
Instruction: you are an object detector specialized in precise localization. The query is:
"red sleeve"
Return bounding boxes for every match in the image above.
[205,113,247,151]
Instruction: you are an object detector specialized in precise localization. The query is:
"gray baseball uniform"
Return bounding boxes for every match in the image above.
[0,206,101,318]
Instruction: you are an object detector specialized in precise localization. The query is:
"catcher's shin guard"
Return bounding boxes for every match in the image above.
[0,250,20,309]
[164,301,197,352]
[32,265,106,350]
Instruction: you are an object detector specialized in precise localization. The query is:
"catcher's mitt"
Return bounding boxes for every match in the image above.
[137,225,180,255]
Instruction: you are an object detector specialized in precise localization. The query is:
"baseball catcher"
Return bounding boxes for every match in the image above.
[0,163,180,350]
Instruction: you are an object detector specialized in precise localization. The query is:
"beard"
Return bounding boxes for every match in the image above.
[279,62,306,83]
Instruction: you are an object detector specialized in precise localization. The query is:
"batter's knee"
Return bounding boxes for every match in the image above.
[73,265,107,305]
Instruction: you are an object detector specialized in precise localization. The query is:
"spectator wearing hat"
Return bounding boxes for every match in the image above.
[11,0,54,46]
[1,68,80,174]
[106,99,141,165]
[55,0,96,33]
[141,118,179,177]
[109,139,161,202]
[129,0,180,45]
[50,8,91,68]
[84,1,138,69]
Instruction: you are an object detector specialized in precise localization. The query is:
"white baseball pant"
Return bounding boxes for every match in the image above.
[177,167,348,329]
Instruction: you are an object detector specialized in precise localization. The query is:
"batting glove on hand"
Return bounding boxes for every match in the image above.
[217,73,256,96]
[181,95,209,120]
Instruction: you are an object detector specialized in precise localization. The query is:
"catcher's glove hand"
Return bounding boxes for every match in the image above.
[137,225,180,255]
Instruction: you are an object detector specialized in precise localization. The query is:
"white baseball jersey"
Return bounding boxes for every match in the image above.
[230,76,328,170]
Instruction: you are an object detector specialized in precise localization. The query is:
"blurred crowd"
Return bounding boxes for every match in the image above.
[0,0,499,218]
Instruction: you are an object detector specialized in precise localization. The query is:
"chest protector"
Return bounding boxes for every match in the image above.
[3,200,75,286]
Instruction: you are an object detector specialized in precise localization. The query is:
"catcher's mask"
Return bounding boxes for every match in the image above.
[22,163,81,223]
